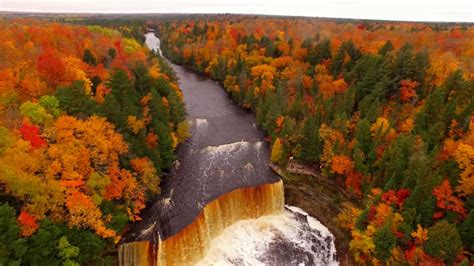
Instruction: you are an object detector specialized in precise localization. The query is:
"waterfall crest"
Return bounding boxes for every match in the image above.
[119,180,284,266]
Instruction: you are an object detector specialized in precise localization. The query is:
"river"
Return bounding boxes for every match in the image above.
[120,32,338,265]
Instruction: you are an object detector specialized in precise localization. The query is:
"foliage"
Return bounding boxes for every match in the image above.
[0,19,187,264]
[271,137,284,163]
[156,16,473,264]
[373,224,397,261]
[424,220,462,263]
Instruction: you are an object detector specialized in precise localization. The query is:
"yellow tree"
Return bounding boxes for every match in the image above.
[454,143,474,196]
[271,137,284,164]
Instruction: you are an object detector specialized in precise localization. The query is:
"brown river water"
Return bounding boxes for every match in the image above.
[118,32,337,266]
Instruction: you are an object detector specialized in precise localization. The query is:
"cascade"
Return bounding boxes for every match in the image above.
[119,180,284,266]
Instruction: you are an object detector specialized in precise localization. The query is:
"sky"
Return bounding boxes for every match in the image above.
[1,0,473,22]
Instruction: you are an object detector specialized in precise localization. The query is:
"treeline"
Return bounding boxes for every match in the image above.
[64,16,149,44]
[156,17,473,264]
[0,20,187,264]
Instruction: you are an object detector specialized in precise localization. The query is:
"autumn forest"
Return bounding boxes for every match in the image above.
[0,13,473,266]
[0,18,188,264]
[157,16,473,264]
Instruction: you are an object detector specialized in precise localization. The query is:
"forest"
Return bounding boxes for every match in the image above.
[155,16,473,264]
[0,13,472,265]
[0,19,188,264]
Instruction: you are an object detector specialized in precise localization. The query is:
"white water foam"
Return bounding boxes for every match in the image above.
[139,222,156,238]
[196,206,338,266]
[145,33,163,56]
[195,118,209,132]
[203,140,250,155]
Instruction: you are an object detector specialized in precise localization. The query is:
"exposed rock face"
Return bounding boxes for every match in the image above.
[284,177,354,265]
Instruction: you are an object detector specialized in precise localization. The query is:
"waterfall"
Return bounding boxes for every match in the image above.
[119,180,284,266]
[125,33,338,266]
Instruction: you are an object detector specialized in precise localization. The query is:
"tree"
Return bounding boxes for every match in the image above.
[307,39,331,65]
[148,88,174,169]
[345,171,363,196]
[0,204,27,265]
[55,81,98,117]
[349,230,375,264]
[82,49,97,66]
[107,69,139,117]
[399,79,419,102]
[22,219,64,265]
[20,101,53,125]
[176,121,191,144]
[378,40,393,55]
[424,220,462,263]
[354,118,374,174]
[57,236,80,266]
[374,223,397,261]
[457,210,474,253]
[19,122,47,149]
[300,116,322,163]
[331,155,354,175]
[63,226,108,265]
[37,46,65,86]
[454,143,474,197]
[131,157,161,195]
[0,127,12,154]
[271,137,284,164]
[17,210,39,237]
[432,179,466,218]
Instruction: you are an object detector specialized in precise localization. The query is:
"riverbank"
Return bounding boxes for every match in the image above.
[270,163,357,265]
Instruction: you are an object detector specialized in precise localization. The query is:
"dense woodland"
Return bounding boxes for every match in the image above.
[156,16,473,264]
[0,19,188,264]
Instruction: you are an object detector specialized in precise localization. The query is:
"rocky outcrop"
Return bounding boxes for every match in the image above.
[271,164,357,265]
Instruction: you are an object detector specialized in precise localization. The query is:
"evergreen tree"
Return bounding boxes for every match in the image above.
[458,211,474,252]
[168,90,186,129]
[424,220,462,263]
[133,62,153,96]
[149,88,174,169]
[82,49,97,66]
[378,40,394,55]
[307,39,331,65]
[153,120,174,169]
[54,81,98,118]
[374,223,397,261]
[391,43,428,95]
[150,88,170,125]
[63,227,108,265]
[300,116,322,163]
[330,40,360,77]
[353,119,374,175]
[0,203,27,265]
[100,93,126,129]
[381,135,415,190]
[22,219,64,265]
[288,91,304,120]
[107,69,140,117]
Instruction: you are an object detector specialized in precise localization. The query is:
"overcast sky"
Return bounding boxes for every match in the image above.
[1,0,473,22]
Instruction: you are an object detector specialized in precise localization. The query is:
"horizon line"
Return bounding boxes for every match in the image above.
[1,10,473,24]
